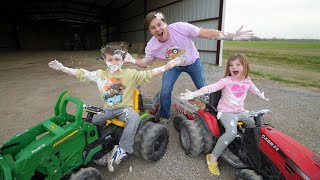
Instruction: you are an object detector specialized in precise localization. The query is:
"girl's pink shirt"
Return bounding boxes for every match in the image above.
[205,76,261,113]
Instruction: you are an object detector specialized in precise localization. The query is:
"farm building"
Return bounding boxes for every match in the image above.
[1,0,225,65]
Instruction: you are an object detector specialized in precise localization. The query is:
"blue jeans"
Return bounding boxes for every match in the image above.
[160,58,206,118]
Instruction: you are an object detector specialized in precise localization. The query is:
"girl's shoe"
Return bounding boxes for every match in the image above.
[206,154,220,176]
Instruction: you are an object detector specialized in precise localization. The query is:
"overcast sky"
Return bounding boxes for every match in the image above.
[224,0,320,39]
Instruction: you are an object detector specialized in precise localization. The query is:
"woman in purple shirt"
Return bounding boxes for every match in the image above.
[124,11,254,124]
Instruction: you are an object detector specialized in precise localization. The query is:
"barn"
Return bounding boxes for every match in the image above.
[1,0,225,65]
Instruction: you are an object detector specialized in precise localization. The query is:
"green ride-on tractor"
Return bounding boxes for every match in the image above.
[0,89,168,180]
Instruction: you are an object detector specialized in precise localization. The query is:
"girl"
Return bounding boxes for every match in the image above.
[180,53,269,175]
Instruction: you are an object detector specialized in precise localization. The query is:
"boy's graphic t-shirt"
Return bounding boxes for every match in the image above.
[77,68,152,108]
[102,77,125,105]
[205,76,261,113]
[144,22,200,66]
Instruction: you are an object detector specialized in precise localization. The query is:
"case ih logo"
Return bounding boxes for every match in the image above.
[262,134,280,151]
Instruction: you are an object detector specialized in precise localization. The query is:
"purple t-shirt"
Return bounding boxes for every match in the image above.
[144,22,200,66]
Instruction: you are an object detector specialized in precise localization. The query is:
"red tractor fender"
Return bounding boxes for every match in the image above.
[260,126,320,179]
[197,109,220,136]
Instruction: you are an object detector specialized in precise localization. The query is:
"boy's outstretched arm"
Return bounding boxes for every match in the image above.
[48,60,78,76]
[124,53,151,68]
[150,57,184,77]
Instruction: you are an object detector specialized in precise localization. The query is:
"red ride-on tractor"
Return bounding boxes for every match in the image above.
[172,90,320,179]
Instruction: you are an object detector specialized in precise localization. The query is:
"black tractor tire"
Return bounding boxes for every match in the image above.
[173,114,188,132]
[196,117,215,153]
[69,167,103,180]
[237,169,263,180]
[133,121,154,157]
[179,120,204,157]
[139,123,169,162]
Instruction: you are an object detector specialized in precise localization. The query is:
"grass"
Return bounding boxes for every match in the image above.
[224,41,320,49]
[222,40,320,88]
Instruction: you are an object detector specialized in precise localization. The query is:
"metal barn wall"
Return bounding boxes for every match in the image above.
[119,0,145,43]
[106,1,145,46]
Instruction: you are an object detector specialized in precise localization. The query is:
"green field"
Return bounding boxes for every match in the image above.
[222,41,320,88]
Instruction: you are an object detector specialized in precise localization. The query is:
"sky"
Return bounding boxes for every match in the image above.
[224,0,320,39]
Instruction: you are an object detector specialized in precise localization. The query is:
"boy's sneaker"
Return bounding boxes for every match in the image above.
[159,118,169,125]
[108,145,127,172]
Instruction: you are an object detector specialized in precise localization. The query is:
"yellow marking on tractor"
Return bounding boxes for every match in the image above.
[85,109,98,114]
[49,124,57,130]
[53,130,79,147]
[140,113,149,119]
[59,90,70,108]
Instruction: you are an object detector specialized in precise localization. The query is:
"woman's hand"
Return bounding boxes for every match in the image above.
[233,25,254,41]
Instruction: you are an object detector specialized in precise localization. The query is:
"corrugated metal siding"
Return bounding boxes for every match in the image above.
[192,20,219,64]
[152,0,220,23]
[119,0,145,43]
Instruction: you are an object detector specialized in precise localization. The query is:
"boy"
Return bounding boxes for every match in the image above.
[48,45,183,172]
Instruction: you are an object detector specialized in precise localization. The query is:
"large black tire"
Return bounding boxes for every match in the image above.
[237,169,263,180]
[179,120,204,157]
[139,123,169,162]
[133,121,154,157]
[173,114,188,132]
[69,167,103,180]
[196,116,215,153]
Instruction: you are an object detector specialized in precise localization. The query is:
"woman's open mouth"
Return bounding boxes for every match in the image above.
[157,32,164,37]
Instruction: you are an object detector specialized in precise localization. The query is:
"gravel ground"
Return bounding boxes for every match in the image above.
[0,51,319,179]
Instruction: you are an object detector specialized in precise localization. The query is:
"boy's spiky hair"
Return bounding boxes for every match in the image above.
[100,43,127,60]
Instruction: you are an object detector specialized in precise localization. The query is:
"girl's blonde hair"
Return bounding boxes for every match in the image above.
[224,53,250,78]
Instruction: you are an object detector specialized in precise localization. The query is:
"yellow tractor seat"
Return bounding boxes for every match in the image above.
[237,121,244,128]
